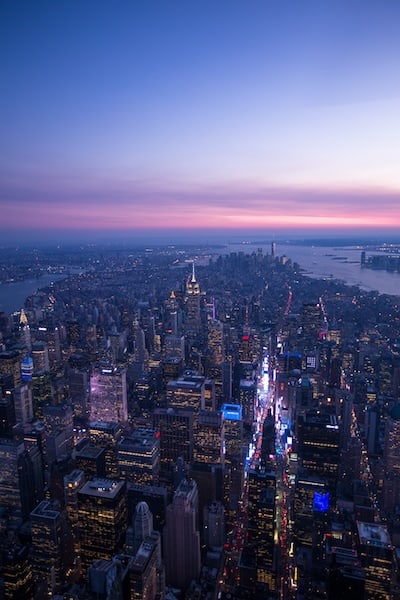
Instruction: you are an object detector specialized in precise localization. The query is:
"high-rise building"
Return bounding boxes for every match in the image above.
[193,410,223,465]
[0,439,25,513]
[117,428,160,486]
[166,376,205,412]
[34,325,62,370]
[153,407,194,483]
[247,468,276,589]
[30,499,72,596]
[164,478,201,590]
[126,501,165,599]
[77,478,127,573]
[383,403,400,513]
[357,522,394,599]
[221,403,244,530]
[42,403,74,465]
[297,409,340,490]
[31,370,53,419]
[2,545,34,600]
[13,383,33,425]
[64,469,85,553]
[203,501,225,548]
[76,442,106,478]
[90,365,128,423]
[31,341,50,373]
[239,378,257,427]
[185,263,201,334]
[0,350,22,388]
[88,421,122,478]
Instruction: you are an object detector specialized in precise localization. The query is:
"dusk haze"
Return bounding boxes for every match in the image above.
[1,0,400,243]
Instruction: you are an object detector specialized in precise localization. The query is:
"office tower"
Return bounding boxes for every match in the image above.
[297,409,340,490]
[206,319,225,405]
[382,403,400,513]
[207,318,224,365]
[127,500,165,599]
[67,366,90,421]
[66,319,81,349]
[293,474,328,548]
[203,501,225,548]
[185,262,201,334]
[301,302,324,340]
[193,409,223,465]
[90,365,128,423]
[129,501,154,554]
[221,403,244,530]
[129,537,159,600]
[271,241,276,259]
[30,499,72,596]
[0,350,22,388]
[162,356,184,388]
[20,354,34,382]
[166,375,205,412]
[132,319,148,366]
[357,522,394,599]
[0,390,15,438]
[163,334,185,360]
[88,421,122,478]
[13,383,33,424]
[117,428,160,486]
[247,468,276,589]
[153,407,194,483]
[34,325,62,370]
[239,378,257,427]
[64,468,85,553]
[0,439,26,514]
[19,308,31,349]
[31,370,53,419]
[31,341,50,373]
[43,403,74,465]
[85,323,98,359]
[166,290,179,335]
[77,478,127,573]
[127,483,168,534]
[76,442,106,478]
[88,558,130,600]
[203,377,216,411]
[164,478,201,590]
[2,545,34,599]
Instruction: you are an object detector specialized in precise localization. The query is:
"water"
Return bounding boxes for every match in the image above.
[225,242,400,297]
[0,273,67,315]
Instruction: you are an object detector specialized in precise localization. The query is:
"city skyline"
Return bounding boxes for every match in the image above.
[1,1,400,243]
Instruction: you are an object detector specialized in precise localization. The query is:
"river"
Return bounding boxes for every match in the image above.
[0,273,67,315]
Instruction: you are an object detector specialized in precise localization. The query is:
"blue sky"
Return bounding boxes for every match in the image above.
[1,0,400,242]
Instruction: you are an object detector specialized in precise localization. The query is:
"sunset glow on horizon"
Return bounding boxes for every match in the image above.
[1,1,399,243]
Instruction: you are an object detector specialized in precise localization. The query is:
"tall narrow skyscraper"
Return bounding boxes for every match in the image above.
[163,478,201,590]
[185,262,201,334]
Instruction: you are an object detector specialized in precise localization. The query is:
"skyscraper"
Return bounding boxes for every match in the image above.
[163,478,201,590]
[77,478,127,573]
[30,500,72,596]
[90,365,128,423]
[185,262,201,334]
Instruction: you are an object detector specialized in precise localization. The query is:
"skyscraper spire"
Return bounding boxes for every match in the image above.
[191,261,196,283]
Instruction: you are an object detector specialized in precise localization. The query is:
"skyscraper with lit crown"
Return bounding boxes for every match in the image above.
[185,262,201,334]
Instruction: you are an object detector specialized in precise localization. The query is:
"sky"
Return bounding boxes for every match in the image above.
[1,0,400,244]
